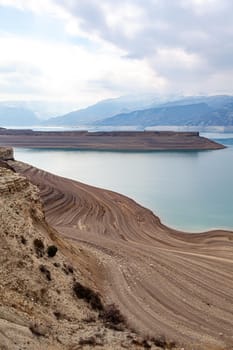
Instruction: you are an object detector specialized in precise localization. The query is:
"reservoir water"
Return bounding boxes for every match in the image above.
[14,133,233,232]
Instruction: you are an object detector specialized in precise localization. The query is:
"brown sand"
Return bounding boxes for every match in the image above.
[11,160,233,350]
[0,130,225,150]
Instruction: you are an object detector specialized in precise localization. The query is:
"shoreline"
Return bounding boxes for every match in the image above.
[14,148,233,234]
[14,145,232,234]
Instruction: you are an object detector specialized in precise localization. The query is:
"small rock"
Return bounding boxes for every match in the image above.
[29,323,48,337]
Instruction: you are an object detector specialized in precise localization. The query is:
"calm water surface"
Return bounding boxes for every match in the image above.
[15,133,233,232]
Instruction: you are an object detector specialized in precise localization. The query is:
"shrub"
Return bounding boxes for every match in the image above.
[82,314,96,323]
[153,335,167,347]
[100,303,126,330]
[54,311,63,320]
[62,263,74,274]
[67,265,74,273]
[101,304,125,325]
[47,245,58,257]
[151,335,176,349]
[73,281,103,311]
[20,236,27,245]
[53,262,60,268]
[39,265,51,281]
[33,239,45,257]
[79,336,96,346]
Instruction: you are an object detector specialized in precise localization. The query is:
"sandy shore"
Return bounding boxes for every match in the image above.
[0,130,225,150]
[10,159,233,349]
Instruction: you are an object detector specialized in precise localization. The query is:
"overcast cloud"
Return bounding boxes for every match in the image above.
[0,0,232,106]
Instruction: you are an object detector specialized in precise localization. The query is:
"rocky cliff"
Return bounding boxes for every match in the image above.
[0,146,14,160]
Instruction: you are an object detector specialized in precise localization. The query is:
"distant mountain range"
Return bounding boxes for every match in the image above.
[0,101,78,120]
[44,95,158,126]
[0,105,39,126]
[1,95,233,128]
[96,95,233,127]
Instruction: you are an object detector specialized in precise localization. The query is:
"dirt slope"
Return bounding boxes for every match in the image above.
[9,160,233,350]
[0,164,162,350]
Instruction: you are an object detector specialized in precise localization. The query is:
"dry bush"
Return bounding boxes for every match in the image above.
[47,245,58,257]
[33,238,45,257]
[73,281,103,311]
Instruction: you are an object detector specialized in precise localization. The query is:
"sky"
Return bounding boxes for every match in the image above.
[0,0,232,108]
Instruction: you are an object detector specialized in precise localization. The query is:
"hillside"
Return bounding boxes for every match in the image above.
[45,95,156,126]
[96,100,233,127]
[0,105,39,126]
[1,147,233,348]
[150,95,233,109]
[9,153,233,349]
[2,95,233,129]
[0,149,161,350]
[0,101,78,120]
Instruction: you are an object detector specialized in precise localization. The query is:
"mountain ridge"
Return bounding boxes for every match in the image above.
[0,105,39,126]
[1,94,233,128]
[44,95,157,126]
[96,97,233,127]
[45,94,233,128]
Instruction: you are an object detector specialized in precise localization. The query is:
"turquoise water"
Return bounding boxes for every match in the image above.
[14,133,233,232]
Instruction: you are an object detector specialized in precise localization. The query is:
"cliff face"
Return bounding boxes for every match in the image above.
[0,167,77,349]
[0,165,145,350]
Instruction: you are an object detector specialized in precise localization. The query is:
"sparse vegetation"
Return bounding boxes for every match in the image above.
[20,235,27,245]
[54,311,63,320]
[82,313,97,323]
[47,245,58,257]
[151,335,176,349]
[67,264,74,273]
[100,303,126,330]
[78,336,97,346]
[39,265,51,281]
[33,238,45,257]
[0,154,181,349]
[73,282,126,331]
[78,333,104,347]
[73,281,103,311]
[63,263,74,274]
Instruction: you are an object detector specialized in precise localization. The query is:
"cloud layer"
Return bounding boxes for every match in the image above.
[0,0,232,105]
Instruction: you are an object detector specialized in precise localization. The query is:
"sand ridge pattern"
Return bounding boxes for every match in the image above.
[11,160,233,350]
[1,164,165,349]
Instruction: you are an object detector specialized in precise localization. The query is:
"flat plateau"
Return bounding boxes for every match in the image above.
[0,129,225,150]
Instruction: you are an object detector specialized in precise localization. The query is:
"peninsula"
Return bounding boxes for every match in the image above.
[0,128,224,150]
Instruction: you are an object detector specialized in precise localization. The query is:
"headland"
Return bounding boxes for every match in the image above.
[0,129,225,150]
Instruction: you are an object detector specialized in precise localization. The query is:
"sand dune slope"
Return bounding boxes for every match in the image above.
[12,161,233,350]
